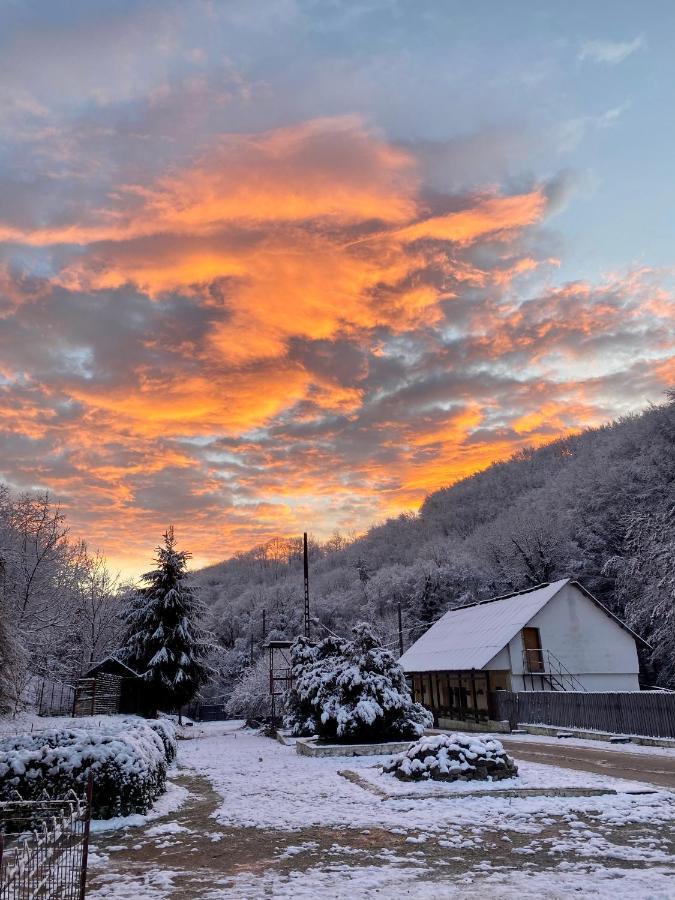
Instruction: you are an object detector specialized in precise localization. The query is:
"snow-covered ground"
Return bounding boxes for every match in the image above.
[81,721,675,898]
[174,724,665,831]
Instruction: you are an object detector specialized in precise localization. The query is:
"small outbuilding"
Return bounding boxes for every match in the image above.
[399,578,647,727]
[73,656,154,717]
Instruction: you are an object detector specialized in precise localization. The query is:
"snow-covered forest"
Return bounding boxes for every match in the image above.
[1,396,674,714]
[196,396,675,696]
[0,488,121,710]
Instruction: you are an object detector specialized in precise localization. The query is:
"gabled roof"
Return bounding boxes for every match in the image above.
[399,577,649,674]
[83,655,141,679]
[399,578,571,673]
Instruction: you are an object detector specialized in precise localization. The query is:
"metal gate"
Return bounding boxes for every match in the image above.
[0,776,92,899]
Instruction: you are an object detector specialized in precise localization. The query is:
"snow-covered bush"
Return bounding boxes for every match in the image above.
[284,635,345,736]
[0,717,176,818]
[285,623,433,741]
[148,717,178,763]
[383,733,517,782]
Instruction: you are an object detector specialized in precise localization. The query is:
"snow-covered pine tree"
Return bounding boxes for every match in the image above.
[285,623,432,741]
[284,634,346,736]
[121,527,211,714]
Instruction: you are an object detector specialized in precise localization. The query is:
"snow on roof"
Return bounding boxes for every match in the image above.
[399,578,570,673]
[83,655,141,678]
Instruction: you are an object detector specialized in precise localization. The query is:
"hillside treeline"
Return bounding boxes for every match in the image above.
[2,397,672,714]
[196,396,675,695]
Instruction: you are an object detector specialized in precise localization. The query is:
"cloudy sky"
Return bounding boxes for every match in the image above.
[1,0,674,577]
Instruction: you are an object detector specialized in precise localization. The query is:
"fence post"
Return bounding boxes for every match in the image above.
[79,772,94,900]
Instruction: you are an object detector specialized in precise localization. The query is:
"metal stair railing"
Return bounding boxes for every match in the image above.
[545,649,587,692]
[522,648,587,692]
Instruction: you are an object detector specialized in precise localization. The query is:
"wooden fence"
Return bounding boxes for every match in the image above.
[493,690,675,739]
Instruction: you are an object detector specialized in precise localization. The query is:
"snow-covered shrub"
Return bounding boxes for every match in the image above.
[285,624,433,741]
[0,717,176,818]
[383,733,518,782]
[148,718,178,763]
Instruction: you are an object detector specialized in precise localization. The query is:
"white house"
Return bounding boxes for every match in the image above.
[399,578,647,725]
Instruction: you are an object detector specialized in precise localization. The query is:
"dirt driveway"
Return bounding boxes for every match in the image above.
[500,738,675,790]
[84,727,675,898]
[87,776,675,897]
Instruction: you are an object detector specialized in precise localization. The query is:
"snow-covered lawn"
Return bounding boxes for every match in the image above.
[175,725,663,830]
[84,721,675,898]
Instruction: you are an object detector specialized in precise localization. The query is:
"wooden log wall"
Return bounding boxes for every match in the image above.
[73,674,123,717]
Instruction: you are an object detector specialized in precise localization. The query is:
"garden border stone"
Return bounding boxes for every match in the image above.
[295,736,413,758]
[435,718,510,734]
[337,769,646,801]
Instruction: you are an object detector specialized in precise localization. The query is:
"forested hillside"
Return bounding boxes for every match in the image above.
[196,396,675,693]
[2,398,673,715]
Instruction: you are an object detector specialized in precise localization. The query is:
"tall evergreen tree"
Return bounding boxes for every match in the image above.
[121,527,211,713]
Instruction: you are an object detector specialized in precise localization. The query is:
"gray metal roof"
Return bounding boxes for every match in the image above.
[399,578,570,673]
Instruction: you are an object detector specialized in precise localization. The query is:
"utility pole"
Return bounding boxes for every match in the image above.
[397,603,404,658]
[262,609,266,640]
[303,532,310,639]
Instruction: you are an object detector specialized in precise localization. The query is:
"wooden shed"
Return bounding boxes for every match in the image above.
[72,656,154,718]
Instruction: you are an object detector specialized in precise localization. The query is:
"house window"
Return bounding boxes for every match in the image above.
[522,626,544,672]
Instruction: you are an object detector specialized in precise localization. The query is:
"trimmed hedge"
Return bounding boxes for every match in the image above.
[0,717,177,818]
[148,718,177,763]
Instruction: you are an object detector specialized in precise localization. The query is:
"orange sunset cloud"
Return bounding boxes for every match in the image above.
[1,115,673,576]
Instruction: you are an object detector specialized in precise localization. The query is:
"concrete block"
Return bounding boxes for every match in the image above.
[435,718,510,734]
[295,737,414,758]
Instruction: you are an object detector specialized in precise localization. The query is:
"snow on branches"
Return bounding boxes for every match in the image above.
[285,623,433,741]
[120,527,212,713]
[0,717,177,818]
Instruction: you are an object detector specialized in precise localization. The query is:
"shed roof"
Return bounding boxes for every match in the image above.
[83,656,141,679]
[399,578,571,673]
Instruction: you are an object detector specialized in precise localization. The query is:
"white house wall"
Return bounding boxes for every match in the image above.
[505,582,640,691]
[484,646,511,670]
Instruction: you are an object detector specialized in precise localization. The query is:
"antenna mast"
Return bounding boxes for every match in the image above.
[303,531,310,639]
